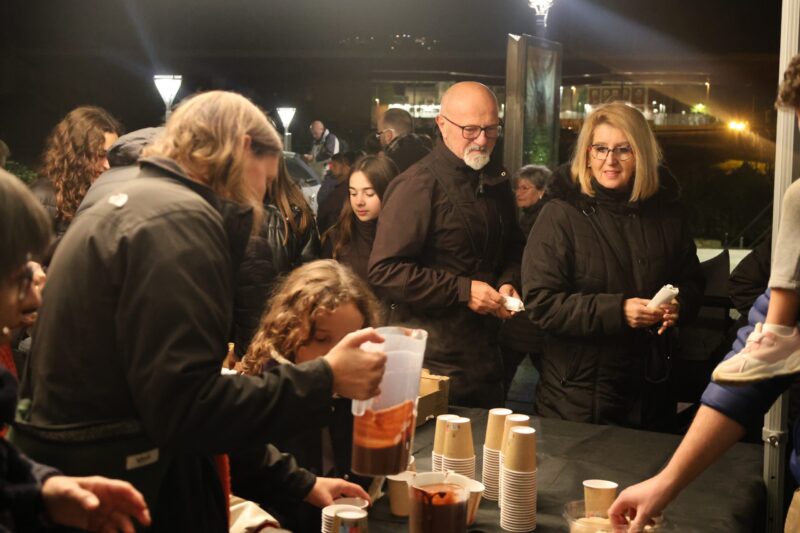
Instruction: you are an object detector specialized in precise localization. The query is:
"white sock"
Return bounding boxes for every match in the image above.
[763,323,796,336]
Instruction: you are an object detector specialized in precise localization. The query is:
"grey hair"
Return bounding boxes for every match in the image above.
[514,164,552,190]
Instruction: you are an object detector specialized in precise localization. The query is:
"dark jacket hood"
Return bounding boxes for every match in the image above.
[546,162,681,208]
[107,127,164,168]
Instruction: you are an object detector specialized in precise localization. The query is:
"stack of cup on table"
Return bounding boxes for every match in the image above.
[498,413,531,505]
[321,497,369,533]
[499,426,537,532]
[441,416,476,479]
[482,408,512,501]
[432,414,458,472]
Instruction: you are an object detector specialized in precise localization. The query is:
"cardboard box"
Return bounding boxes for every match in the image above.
[417,369,449,427]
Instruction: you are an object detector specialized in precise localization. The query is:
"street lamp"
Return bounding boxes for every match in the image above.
[153,74,182,121]
[528,0,555,36]
[276,107,297,152]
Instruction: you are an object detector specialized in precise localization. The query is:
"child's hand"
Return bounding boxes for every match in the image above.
[304,477,371,508]
[324,328,386,400]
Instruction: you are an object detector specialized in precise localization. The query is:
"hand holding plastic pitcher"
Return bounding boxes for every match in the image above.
[324,328,387,400]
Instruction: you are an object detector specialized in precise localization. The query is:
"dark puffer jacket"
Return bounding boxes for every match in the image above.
[522,164,705,430]
[233,202,320,358]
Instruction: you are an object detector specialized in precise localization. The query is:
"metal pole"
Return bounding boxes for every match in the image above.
[764,2,800,531]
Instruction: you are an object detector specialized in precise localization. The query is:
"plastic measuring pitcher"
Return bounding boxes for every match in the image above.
[351,327,427,476]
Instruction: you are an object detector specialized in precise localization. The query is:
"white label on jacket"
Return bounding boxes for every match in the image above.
[126,448,159,470]
[108,193,128,207]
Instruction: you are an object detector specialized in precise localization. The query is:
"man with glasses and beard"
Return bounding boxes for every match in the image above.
[368,82,524,407]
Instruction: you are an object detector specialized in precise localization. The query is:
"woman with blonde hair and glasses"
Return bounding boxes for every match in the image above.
[16,91,386,531]
[521,101,705,431]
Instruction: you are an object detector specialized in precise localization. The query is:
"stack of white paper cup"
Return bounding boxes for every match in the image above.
[482,408,512,501]
[441,416,476,479]
[321,503,366,533]
[498,413,530,505]
[432,414,458,472]
[499,426,537,532]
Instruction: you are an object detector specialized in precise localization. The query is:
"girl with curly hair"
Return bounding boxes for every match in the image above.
[713,53,800,383]
[31,106,122,242]
[237,259,382,531]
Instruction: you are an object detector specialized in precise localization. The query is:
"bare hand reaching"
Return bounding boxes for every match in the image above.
[304,477,371,508]
[468,281,506,318]
[42,475,151,532]
[324,328,387,400]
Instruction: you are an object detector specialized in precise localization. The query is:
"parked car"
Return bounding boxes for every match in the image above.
[284,151,322,214]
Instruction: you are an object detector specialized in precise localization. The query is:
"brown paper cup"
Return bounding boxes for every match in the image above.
[443,417,474,460]
[386,471,416,517]
[484,408,513,450]
[583,479,618,518]
[504,426,537,472]
[433,414,459,455]
[500,414,530,455]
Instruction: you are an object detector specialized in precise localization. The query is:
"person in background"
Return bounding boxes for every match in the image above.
[15,91,386,531]
[0,169,151,532]
[317,151,358,234]
[0,140,10,168]
[323,155,398,280]
[30,106,123,249]
[609,52,800,533]
[377,108,431,173]
[233,155,321,361]
[369,82,525,407]
[304,120,340,164]
[499,164,553,397]
[522,102,704,431]
[238,260,381,532]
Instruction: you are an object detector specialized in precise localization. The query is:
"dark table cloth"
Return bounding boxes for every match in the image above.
[368,407,765,532]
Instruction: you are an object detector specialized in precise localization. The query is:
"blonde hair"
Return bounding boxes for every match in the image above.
[240,259,382,375]
[570,102,662,202]
[143,91,282,228]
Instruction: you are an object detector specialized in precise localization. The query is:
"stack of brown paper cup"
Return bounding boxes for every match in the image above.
[482,408,512,501]
[442,417,476,479]
[500,426,537,532]
[583,479,618,519]
[432,414,458,472]
[385,470,416,517]
[498,413,530,505]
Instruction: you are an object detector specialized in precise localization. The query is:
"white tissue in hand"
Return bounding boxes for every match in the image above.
[504,296,525,312]
[647,284,679,309]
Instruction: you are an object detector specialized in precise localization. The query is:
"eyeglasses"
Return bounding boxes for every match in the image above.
[16,263,34,302]
[440,115,502,140]
[375,128,395,138]
[590,144,634,161]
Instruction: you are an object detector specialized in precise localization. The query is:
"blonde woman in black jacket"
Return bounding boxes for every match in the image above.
[522,102,705,431]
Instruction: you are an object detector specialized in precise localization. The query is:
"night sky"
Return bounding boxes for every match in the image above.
[0,0,784,161]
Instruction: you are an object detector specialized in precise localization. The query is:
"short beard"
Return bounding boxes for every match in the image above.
[463,145,490,171]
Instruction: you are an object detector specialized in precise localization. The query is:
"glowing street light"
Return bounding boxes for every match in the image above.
[728,120,748,132]
[153,74,182,120]
[528,0,555,36]
[277,107,297,152]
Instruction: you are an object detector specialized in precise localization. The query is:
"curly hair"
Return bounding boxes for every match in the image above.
[240,259,383,375]
[777,54,800,110]
[40,106,123,223]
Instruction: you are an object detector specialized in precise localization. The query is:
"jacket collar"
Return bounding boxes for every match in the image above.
[432,140,510,187]
[139,156,254,271]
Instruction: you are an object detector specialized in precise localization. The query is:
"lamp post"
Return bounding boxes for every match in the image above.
[276,107,297,152]
[153,74,182,121]
[528,0,555,37]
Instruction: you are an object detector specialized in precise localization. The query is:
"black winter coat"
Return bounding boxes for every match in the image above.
[522,164,705,430]
[18,158,335,532]
[233,202,320,358]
